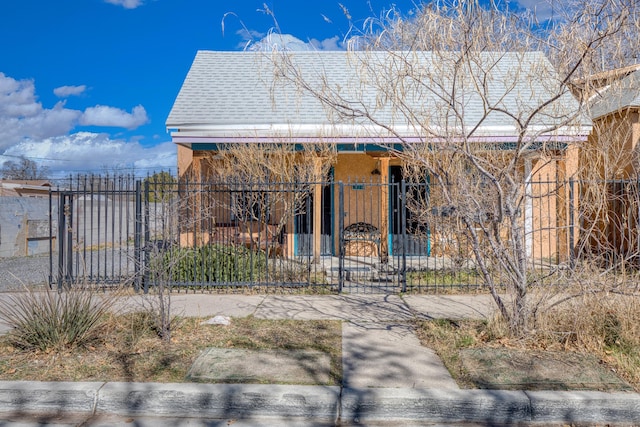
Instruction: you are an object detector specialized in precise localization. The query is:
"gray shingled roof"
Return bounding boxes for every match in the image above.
[590,70,640,119]
[166,50,588,136]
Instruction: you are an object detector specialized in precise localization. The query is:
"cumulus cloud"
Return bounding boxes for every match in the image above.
[0,73,41,118]
[54,85,87,97]
[80,105,149,130]
[247,33,345,51]
[2,132,176,177]
[0,72,150,153]
[104,0,144,9]
[0,73,82,151]
[309,36,344,51]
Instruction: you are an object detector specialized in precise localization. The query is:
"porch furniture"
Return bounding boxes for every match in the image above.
[343,222,380,257]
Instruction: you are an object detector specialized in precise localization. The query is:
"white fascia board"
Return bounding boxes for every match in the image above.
[169,123,591,140]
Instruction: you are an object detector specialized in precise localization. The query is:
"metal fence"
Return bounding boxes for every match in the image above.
[49,174,640,293]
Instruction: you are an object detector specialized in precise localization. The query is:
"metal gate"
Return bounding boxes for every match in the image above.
[51,176,144,289]
[335,180,433,293]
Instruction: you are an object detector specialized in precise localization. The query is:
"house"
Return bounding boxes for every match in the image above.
[166,50,591,262]
[575,65,640,261]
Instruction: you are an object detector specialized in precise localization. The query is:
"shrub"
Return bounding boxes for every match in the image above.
[0,289,115,352]
[160,244,267,283]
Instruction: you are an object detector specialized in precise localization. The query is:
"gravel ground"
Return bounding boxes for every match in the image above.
[0,253,53,291]
[0,249,137,291]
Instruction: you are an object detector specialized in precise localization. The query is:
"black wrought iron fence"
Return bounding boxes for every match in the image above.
[49,174,640,293]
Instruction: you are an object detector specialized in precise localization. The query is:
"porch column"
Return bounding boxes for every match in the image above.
[524,158,533,259]
[556,152,575,263]
[379,157,390,258]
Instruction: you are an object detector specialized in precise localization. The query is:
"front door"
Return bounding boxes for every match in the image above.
[294,181,333,256]
[389,166,431,256]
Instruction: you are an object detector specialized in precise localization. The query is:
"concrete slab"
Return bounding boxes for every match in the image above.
[461,348,633,391]
[95,382,340,423]
[403,294,497,319]
[186,348,332,385]
[255,295,413,322]
[341,322,459,389]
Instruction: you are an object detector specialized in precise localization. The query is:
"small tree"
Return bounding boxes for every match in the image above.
[144,171,177,203]
[271,0,639,335]
[0,156,49,180]
[204,142,336,252]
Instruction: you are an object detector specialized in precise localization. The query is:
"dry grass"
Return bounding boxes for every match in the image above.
[0,313,342,385]
[415,289,640,392]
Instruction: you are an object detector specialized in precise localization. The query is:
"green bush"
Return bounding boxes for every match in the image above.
[0,289,114,352]
[161,244,268,283]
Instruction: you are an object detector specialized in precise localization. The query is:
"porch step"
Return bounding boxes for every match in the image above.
[327,265,399,283]
[329,267,372,272]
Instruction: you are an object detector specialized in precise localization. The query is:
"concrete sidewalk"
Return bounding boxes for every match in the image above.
[0,293,638,425]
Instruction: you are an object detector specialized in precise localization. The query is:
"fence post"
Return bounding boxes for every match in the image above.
[143,179,151,294]
[569,178,575,269]
[401,180,407,292]
[48,187,53,289]
[66,195,74,288]
[134,180,142,292]
[57,193,66,290]
[338,182,344,293]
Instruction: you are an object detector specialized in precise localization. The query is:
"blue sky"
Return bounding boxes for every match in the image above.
[0,0,549,178]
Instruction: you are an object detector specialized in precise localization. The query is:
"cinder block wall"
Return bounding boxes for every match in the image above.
[0,197,56,258]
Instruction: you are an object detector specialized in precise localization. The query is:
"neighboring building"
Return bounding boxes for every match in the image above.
[0,180,51,198]
[166,50,591,261]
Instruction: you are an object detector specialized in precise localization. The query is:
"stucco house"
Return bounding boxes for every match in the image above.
[575,64,640,261]
[166,50,591,262]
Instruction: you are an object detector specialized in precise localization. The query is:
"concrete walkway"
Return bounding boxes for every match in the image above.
[113,293,483,391]
[0,293,638,425]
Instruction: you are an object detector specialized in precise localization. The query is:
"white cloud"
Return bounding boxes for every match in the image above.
[2,132,176,177]
[54,85,87,97]
[80,105,149,130]
[515,0,557,21]
[104,0,144,9]
[235,29,266,50]
[0,72,150,153]
[309,36,344,51]
[0,73,82,151]
[0,73,41,118]
[247,33,345,52]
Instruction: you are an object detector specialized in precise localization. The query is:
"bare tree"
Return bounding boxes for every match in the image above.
[204,142,336,253]
[270,0,640,335]
[0,156,49,180]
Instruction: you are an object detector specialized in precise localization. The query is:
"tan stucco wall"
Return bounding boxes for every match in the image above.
[579,108,640,259]
[529,157,559,261]
[584,109,640,179]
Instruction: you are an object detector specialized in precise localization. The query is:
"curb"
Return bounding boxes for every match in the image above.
[341,388,640,424]
[0,381,340,424]
[0,381,638,424]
